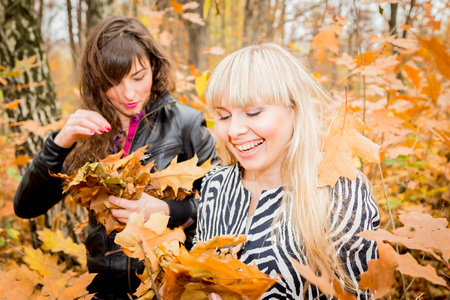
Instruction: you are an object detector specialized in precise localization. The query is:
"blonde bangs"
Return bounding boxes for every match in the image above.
[206,45,295,111]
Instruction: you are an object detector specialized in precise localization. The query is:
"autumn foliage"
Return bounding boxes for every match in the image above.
[1,0,450,299]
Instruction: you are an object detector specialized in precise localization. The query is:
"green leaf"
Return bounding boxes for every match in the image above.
[378,6,384,15]
[7,167,22,181]
[6,228,20,241]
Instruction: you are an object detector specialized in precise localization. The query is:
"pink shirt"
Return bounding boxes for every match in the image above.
[123,111,144,156]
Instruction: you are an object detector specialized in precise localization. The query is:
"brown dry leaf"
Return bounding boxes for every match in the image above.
[318,103,381,187]
[152,155,213,194]
[359,242,398,299]
[429,127,450,148]
[189,234,246,259]
[162,236,277,300]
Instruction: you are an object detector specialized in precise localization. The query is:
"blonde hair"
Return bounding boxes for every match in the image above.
[206,43,355,290]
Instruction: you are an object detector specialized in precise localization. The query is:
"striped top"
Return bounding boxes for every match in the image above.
[196,164,380,299]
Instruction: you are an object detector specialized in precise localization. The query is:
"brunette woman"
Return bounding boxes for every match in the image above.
[15,16,217,299]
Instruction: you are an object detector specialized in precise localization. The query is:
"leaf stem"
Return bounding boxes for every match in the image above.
[139,240,161,300]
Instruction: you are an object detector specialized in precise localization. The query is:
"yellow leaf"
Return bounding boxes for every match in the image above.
[23,246,63,276]
[195,71,209,97]
[37,228,87,265]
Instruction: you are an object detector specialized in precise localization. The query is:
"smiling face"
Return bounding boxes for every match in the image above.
[105,58,153,124]
[215,98,294,177]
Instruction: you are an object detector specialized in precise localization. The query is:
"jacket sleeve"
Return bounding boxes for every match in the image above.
[14,131,75,218]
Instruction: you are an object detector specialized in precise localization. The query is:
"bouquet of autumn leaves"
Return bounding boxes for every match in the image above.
[50,145,211,235]
[51,146,276,299]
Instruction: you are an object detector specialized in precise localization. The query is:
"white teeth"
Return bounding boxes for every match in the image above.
[235,140,264,152]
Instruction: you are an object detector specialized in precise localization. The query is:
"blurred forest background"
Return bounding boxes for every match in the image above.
[0,0,449,299]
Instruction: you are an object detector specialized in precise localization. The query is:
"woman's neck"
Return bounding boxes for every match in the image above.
[242,167,284,191]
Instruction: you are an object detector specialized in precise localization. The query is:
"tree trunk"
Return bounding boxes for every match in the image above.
[180,0,207,71]
[0,0,61,161]
[389,3,398,35]
[85,0,114,38]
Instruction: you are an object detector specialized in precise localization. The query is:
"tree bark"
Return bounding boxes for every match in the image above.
[0,0,61,161]
[85,0,114,38]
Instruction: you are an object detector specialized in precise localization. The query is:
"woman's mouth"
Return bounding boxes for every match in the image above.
[124,102,138,108]
[235,139,264,153]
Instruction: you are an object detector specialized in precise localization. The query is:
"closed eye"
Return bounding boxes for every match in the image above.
[219,115,231,120]
[247,111,261,117]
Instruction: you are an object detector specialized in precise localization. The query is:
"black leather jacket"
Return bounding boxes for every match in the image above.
[14,92,218,299]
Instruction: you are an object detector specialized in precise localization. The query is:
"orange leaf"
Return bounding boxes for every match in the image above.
[4,99,21,110]
[418,36,450,80]
[402,64,421,89]
[358,242,398,298]
[12,154,31,166]
[318,103,381,187]
[0,269,34,299]
[310,16,346,64]
[170,0,183,14]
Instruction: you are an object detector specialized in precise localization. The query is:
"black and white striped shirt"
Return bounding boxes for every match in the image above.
[196,164,380,299]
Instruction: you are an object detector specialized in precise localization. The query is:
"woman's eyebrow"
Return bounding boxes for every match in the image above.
[131,68,146,76]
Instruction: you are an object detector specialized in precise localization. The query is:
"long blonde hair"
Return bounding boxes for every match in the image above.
[206,43,355,290]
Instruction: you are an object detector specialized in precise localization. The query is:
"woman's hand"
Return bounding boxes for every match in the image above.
[54,109,112,148]
[109,193,170,224]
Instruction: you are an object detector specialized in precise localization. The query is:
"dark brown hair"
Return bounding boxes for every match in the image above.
[66,16,175,170]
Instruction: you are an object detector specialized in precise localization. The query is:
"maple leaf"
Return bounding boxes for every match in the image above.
[0,269,34,299]
[114,210,185,269]
[162,235,277,300]
[318,103,381,187]
[37,228,87,265]
[40,273,97,300]
[151,155,213,194]
[310,15,347,64]
[358,242,398,299]
[23,246,67,277]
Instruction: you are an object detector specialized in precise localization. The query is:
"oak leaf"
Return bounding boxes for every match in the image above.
[318,103,381,187]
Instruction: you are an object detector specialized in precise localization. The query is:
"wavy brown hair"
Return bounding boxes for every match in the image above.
[66,16,175,170]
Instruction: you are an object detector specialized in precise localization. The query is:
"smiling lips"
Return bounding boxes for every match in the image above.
[235,139,264,153]
[124,102,138,108]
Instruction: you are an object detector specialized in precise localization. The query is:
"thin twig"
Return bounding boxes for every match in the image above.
[139,240,161,300]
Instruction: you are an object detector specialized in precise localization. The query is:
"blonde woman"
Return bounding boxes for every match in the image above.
[196,43,380,299]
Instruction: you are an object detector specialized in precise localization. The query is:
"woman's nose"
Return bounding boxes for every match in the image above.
[122,81,135,101]
[228,116,247,137]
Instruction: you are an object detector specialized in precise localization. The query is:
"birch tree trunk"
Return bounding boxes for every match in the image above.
[0,0,61,162]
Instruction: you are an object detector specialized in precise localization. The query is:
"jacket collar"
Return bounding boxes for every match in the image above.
[146,91,176,114]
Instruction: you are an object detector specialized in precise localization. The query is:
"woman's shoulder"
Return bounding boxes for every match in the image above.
[329,173,380,231]
[203,164,239,183]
